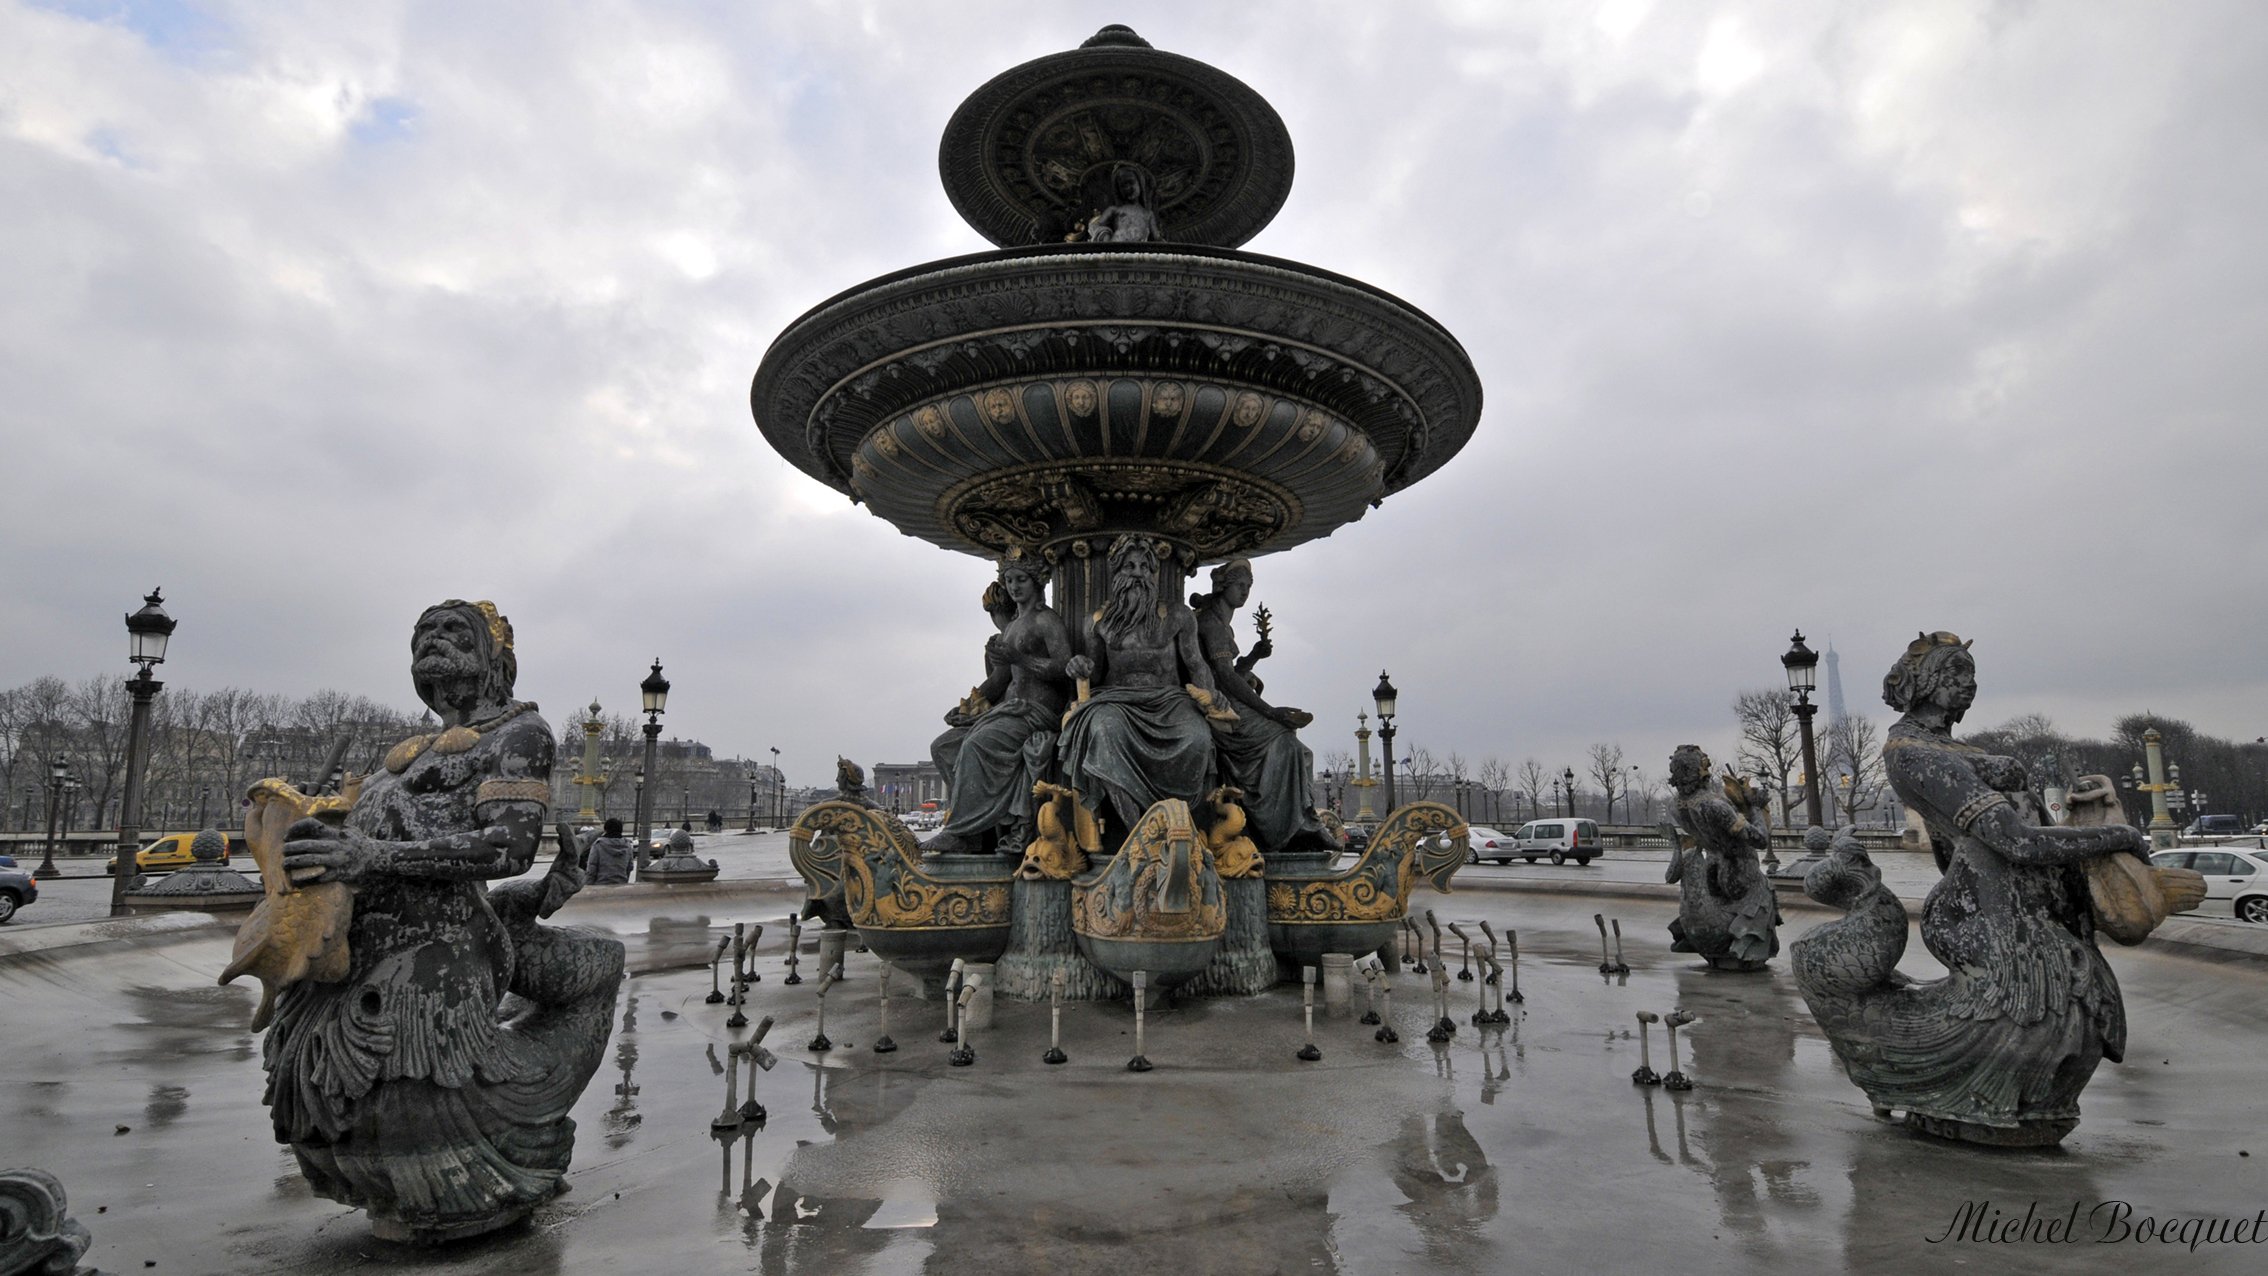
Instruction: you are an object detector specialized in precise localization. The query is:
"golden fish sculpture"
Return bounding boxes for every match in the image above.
[219,776,361,1029]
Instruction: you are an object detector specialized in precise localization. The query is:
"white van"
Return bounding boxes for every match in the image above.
[1512,819,1600,865]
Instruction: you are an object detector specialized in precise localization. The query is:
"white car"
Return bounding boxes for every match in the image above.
[1462,826,1518,864]
[1512,818,1601,866]
[2150,846,2268,924]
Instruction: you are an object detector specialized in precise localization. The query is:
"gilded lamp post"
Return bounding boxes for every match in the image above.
[2124,728,2181,849]
[1352,713,1378,821]
[574,701,604,825]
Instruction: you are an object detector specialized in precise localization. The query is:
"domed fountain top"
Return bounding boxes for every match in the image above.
[939,25,1295,248]
[755,26,1479,566]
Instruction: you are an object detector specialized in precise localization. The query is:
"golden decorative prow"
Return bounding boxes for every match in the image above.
[219,774,364,1030]
[1020,781,1101,881]
[1195,785,1264,879]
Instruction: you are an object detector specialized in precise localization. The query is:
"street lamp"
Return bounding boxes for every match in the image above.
[1561,767,1575,818]
[1782,630,1824,828]
[769,746,782,830]
[113,588,177,914]
[37,758,69,877]
[1372,671,1399,813]
[634,658,669,864]
[747,769,761,833]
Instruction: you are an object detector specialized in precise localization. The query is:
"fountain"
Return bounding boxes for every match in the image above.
[757,25,1478,996]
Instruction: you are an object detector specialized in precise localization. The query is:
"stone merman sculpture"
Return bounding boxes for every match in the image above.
[248,601,624,1242]
[1791,632,2203,1147]
[1189,559,1337,854]
[923,552,1073,854]
[1663,745,1779,971]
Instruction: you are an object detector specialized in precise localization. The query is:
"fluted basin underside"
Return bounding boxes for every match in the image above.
[752,243,1482,560]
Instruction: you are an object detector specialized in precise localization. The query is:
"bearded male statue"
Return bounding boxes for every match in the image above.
[1057,535,1227,846]
[259,601,624,1243]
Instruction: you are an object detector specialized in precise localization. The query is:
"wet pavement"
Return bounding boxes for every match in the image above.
[4,886,2265,1274]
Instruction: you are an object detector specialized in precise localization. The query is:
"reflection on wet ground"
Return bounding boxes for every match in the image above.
[3,889,2266,1274]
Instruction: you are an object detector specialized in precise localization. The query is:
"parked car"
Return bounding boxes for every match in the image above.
[2182,814,2247,838]
[1512,819,1601,866]
[2150,846,2268,924]
[1463,826,1518,864]
[0,861,37,923]
[106,832,245,876]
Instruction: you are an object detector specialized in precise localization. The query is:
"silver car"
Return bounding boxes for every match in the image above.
[2150,845,2268,924]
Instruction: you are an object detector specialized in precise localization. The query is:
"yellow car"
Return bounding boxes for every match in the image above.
[105,832,245,875]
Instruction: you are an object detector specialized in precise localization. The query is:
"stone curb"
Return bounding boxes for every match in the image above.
[1437,874,2268,963]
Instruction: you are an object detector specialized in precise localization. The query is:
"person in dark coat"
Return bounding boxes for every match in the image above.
[585,818,635,885]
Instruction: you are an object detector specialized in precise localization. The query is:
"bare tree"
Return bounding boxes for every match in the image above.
[1822,713,1888,819]
[1586,742,1628,823]
[1732,688,1805,825]
[1403,745,1440,801]
[1479,756,1510,824]
[66,675,131,830]
[1628,766,1667,824]
[1320,749,1354,812]
[1517,758,1547,823]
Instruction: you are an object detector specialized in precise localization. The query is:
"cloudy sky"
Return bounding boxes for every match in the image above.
[4,0,2263,788]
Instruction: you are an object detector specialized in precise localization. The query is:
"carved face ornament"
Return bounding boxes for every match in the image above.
[1232,392,1265,429]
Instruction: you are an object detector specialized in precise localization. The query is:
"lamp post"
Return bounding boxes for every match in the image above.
[1549,777,1561,819]
[1562,767,1576,819]
[112,589,176,915]
[1781,630,1824,828]
[769,746,782,830]
[747,770,760,833]
[600,759,616,819]
[2122,728,2180,849]
[37,759,69,878]
[575,700,604,825]
[1373,672,1399,814]
[633,660,669,865]
[196,785,212,830]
